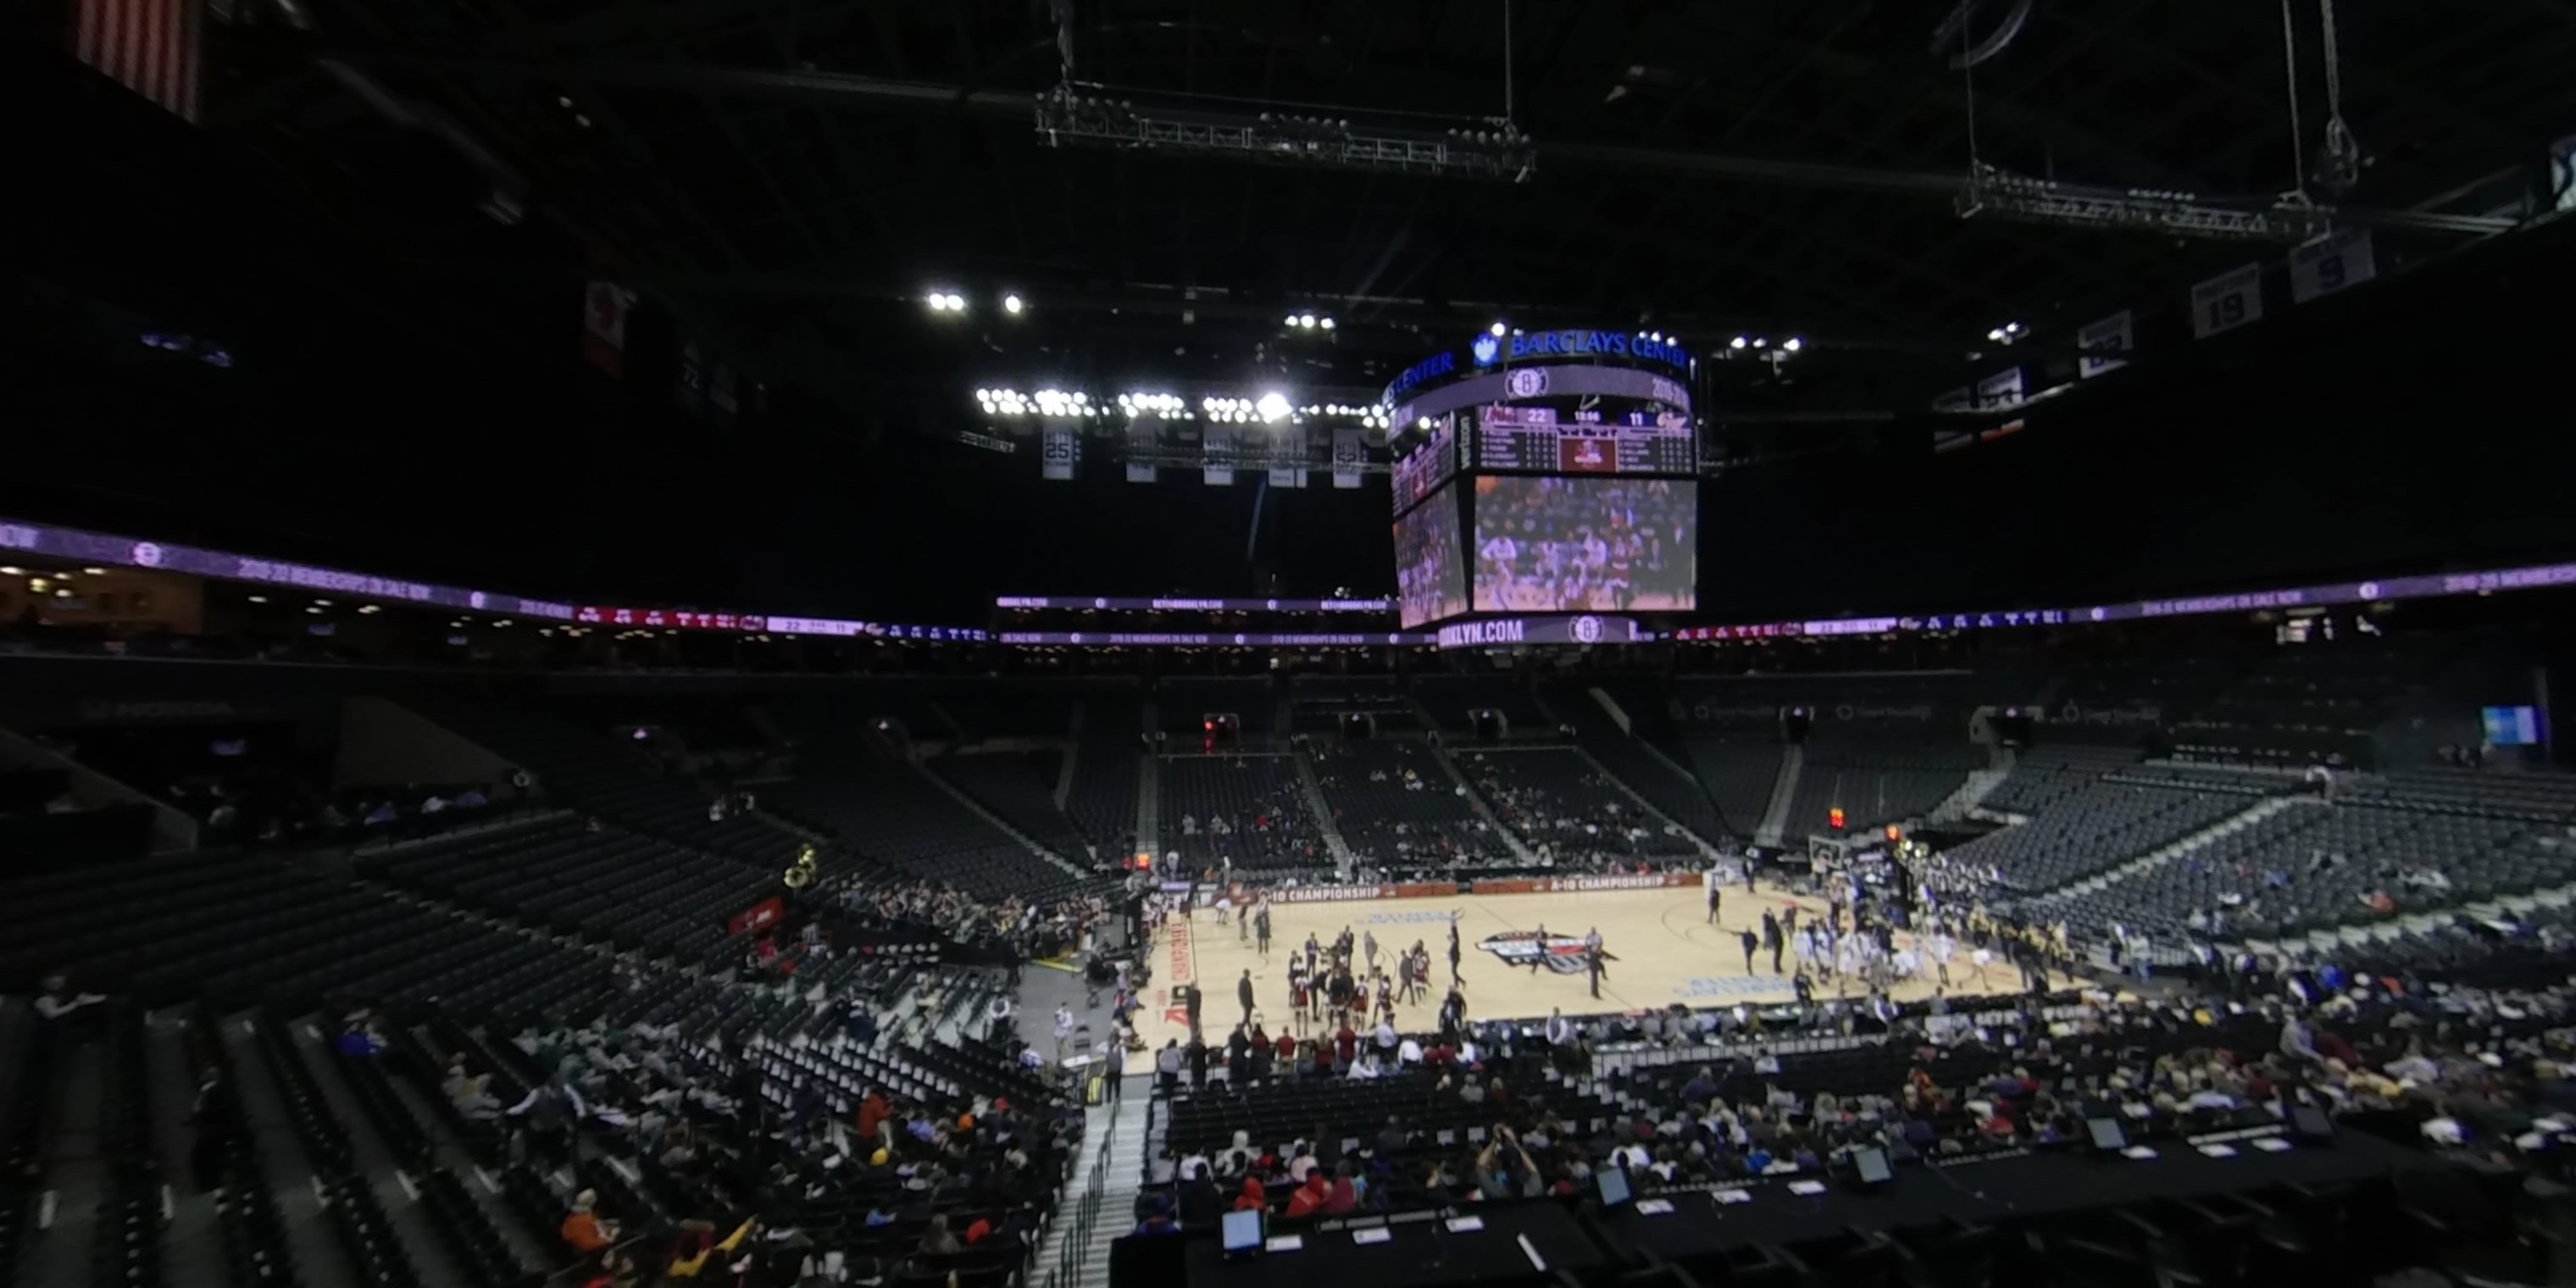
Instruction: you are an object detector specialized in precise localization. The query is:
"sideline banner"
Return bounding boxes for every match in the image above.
[1472,872,1696,896]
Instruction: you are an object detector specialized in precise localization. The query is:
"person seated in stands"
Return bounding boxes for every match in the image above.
[33,973,107,1024]
[578,1248,639,1288]
[917,1213,962,1257]
[334,1008,387,1058]
[1283,1169,1333,1219]
[562,1189,618,1257]
[441,1053,502,1122]
[1175,1162,1221,1225]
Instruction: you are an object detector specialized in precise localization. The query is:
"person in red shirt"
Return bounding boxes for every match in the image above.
[1273,1031,1297,1063]
[1323,1164,1358,1215]
[1284,1173,1332,1219]
[856,1090,891,1143]
[1234,1178,1269,1213]
[1335,1024,1358,1068]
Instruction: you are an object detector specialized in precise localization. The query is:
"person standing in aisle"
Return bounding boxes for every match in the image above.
[1236,969,1256,1029]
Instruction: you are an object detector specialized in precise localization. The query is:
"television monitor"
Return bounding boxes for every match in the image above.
[2290,1104,2335,1141]
[1392,484,1468,627]
[2086,1117,2128,1152]
[2482,705,2545,747]
[1596,1166,1632,1208]
[1470,475,1696,613]
[1220,1208,1263,1255]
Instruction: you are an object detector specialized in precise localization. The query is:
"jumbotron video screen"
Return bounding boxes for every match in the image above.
[1393,486,1469,628]
[1470,475,1696,613]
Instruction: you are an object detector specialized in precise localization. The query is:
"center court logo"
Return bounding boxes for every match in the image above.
[1479,930,1609,975]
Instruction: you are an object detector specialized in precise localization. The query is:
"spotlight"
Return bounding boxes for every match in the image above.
[1284,313,1300,326]
[1489,322,1507,336]
[1002,293,1024,314]
[1752,337,1767,348]
[1298,314,1317,329]
[1319,317,1335,330]
[1781,336,1802,352]
[1729,336,1748,349]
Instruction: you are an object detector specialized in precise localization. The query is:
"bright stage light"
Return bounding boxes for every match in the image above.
[1729,336,1747,349]
[1297,314,1317,330]
[1284,314,1300,327]
[1319,317,1335,330]
[1782,337,1803,353]
[1489,322,1507,336]
[1002,293,1024,314]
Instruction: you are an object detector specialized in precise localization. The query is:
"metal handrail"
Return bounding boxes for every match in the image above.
[1041,1089,1120,1288]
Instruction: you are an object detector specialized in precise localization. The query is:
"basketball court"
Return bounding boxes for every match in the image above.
[1133,880,2026,1051]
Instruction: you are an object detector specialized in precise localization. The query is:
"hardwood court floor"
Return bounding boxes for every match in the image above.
[1135,881,2027,1052]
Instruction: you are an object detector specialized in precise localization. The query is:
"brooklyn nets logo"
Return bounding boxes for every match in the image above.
[1479,930,1610,975]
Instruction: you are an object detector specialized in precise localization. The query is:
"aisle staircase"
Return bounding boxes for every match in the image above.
[1426,740,1537,865]
[1577,747,1721,862]
[1136,702,1160,855]
[1035,1092,1149,1288]
[1756,747,1804,846]
[1929,757,2014,824]
[1291,749,1357,874]
[2046,796,2321,902]
[910,763,1089,880]
[1057,703,1085,810]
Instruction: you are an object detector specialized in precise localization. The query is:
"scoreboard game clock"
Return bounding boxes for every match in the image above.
[1474,405,1697,476]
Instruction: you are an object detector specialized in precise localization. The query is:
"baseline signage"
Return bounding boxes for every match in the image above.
[1671,558,2576,641]
[1435,614,1646,650]
[997,631,1431,647]
[995,597,1391,613]
[572,608,983,641]
[0,517,575,619]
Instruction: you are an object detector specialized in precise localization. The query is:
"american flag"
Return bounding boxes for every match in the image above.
[71,0,202,124]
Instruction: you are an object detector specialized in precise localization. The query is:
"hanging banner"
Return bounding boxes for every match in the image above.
[1127,419,1159,483]
[2076,310,2132,379]
[676,338,707,412]
[1203,426,1235,486]
[1332,429,1366,489]
[1974,367,2024,411]
[709,364,739,425]
[580,281,636,376]
[1041,422,1080,480]
[2288,228,2377,303]
[2189,264,2264,339]
[1269,465,1305,488]
[70,0,203,123]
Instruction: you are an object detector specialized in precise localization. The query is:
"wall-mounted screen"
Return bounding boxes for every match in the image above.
[1394,484,1469,628]
[2482,705,2545,747]
[1391,413,1461,515]
[1471,475,1696,613]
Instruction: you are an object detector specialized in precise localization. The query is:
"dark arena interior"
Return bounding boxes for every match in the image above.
[11,3,2576,1287]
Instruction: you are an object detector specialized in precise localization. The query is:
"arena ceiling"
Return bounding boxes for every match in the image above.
[220,0,2576,428]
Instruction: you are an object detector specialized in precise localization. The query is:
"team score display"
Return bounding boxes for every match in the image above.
[1474,405,1696,475]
